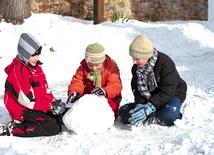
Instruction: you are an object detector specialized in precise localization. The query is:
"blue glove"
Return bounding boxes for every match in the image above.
[90,87,106,97]
[128,102,156,127]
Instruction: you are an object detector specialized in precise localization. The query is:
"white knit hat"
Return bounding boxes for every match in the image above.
[129,35,154,59]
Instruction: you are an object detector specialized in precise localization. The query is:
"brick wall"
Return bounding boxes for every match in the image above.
[31,0,208,22]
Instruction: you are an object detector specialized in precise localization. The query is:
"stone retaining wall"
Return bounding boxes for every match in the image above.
[31,0,208,22]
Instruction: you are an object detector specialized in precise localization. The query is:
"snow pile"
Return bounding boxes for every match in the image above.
[62,94,115,134]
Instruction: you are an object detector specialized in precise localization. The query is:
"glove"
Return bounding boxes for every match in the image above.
[50,99,66,116]
[66,92,81,104]
[90,87,106,97]
[128,102,156,127]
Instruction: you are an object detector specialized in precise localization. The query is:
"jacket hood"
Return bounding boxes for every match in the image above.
[17,33,42,64]
[4,57,43,75]
[4,58,21,75]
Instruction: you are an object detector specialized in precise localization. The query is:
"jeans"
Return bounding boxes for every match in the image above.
[119,97,182,126]
[156,97,182,126]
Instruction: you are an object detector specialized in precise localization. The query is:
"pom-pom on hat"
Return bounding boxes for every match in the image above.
[85,43,106,64]
[129,35,154,59]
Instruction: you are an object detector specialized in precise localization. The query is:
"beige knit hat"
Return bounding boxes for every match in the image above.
[85,43,106,64]
[129,35,154,59]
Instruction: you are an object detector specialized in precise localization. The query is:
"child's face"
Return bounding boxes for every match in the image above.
[87,63,103,72]
[28,55,39,66]
[132,57,149,68]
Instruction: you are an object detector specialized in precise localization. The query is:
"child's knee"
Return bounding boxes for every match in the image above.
[118,104,134,124]
[157,110,181,126]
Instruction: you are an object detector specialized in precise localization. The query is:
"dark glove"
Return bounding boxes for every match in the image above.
[128,102,156,127]
[50,99,66,116]
[66,92,81,104]
[90,87,106,97]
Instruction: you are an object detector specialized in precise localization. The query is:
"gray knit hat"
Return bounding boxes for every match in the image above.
[129,35,154,59]
[85,43,106,64]
[17,33,42,64]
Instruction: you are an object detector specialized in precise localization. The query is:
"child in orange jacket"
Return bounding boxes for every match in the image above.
[67,43,122,118]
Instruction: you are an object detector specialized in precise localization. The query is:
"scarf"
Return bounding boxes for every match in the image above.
[87,70,102,87]
[136,50,158,100]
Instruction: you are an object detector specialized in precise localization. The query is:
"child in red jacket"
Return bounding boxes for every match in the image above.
[0,33,66,137]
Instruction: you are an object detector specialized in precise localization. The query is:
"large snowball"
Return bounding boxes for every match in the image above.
[62,94,115,134]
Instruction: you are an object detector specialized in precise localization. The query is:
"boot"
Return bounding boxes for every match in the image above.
[0,120,15,136]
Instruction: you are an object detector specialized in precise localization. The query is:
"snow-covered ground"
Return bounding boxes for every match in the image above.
[0,13,214,155]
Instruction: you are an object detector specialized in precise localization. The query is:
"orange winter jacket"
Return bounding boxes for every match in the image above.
[68,55,122,105]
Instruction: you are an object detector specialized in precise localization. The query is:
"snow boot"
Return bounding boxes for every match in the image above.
[0,120,14,136]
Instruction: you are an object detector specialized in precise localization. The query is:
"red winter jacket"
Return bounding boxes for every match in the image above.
[4,57,55,122]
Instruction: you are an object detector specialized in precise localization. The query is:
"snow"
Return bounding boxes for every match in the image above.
[0,13,214,155]
[209,0,214,22]
[63,94,115,134]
